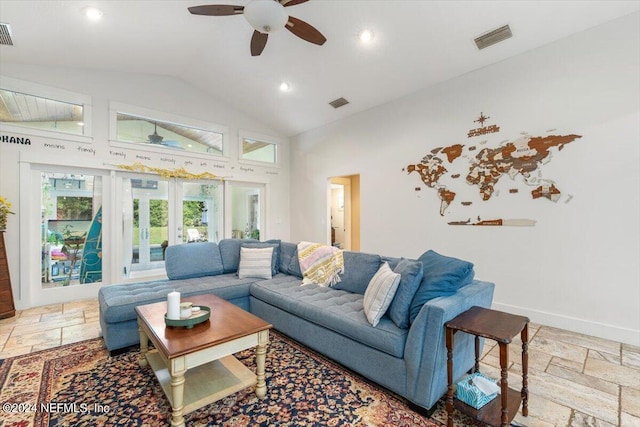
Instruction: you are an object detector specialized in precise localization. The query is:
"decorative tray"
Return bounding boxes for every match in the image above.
[164,306,211,329]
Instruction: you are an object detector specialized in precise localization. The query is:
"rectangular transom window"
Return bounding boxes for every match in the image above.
[0,88,85,136]
[241,138,277,163]
[115,112,224,156]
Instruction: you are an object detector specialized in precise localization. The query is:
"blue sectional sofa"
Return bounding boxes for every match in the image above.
[98,239,494,414]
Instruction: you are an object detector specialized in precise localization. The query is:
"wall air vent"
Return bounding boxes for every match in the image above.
[0,23,13,46]
[329,97,349,109]
[474,24,512,50]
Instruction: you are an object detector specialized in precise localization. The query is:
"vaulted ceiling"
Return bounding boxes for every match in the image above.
[0,1,638,137]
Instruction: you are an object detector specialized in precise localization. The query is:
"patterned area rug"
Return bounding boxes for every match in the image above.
[0,331,479,426]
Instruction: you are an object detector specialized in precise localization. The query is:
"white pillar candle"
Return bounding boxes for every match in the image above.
[167,291,181,320]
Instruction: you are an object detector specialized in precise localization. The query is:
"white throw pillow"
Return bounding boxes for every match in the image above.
[363,262,401,327]
[238,247,273,280]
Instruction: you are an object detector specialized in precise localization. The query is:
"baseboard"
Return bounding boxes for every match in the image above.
[491,302,640,347]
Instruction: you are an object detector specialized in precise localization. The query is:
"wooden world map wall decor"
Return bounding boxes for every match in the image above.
[404,113,582,227]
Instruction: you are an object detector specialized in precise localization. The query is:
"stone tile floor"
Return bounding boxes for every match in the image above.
[0,299,638,426]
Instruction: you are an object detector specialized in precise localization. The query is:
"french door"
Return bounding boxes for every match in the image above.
[26,161,252,307]
[117,174,223,281]
[127,177,169,278]
[40,170,104,288]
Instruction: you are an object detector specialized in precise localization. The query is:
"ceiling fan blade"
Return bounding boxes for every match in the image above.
[285,16,326,46]
[187,5,244,16]
[251,30,269,56]
[280,0,310,6]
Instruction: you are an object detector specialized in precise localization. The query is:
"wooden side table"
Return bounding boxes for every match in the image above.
[445,306,529,427]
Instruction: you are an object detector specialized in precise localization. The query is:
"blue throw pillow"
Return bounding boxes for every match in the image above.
[388,259,423,329]
[165,241,224,280]
[409,250,475,323]
[242,240,281,276]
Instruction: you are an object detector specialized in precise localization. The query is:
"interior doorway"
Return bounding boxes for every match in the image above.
[328,175,360,251]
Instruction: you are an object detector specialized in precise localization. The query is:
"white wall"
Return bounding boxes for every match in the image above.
[0,66,290,309]
[290,13,640,345]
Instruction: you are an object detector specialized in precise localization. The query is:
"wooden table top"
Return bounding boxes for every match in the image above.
[135,294,272,358]
[445,306,529,344]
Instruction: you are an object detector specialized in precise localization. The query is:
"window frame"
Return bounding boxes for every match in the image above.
[238,130,282,168]
[108,101,229,159]
[0,75,93,143]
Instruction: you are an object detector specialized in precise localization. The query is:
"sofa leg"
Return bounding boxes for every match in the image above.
[408,401,437,418]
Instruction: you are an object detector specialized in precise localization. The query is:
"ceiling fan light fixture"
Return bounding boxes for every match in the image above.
[244,0,288,34]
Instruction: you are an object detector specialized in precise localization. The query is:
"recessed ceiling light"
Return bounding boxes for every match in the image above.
[358,29,375,44]
[84,7,103,21]
[279,82,291,92]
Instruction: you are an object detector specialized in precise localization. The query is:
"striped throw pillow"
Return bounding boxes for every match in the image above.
[238,247,274,280]
[363,262,401,327]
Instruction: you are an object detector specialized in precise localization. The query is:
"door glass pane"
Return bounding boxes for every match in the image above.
[123,178,169,279]
[231,185,261,240]
[182,182,221,243]
[41,173,102,288]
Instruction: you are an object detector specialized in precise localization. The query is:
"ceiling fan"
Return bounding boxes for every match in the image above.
[188,0,326,56]
[147,122,183,149]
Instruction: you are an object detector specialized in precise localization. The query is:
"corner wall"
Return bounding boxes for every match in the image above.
[290,13,640,345]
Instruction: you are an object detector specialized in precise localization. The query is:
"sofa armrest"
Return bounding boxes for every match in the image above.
[403,280,495,410]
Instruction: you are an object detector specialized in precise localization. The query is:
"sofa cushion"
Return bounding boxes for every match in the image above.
[363,262,401,327]
[99,273,255,324]
[238,247,273,279]
[409,250,475,323]
[165,241,223,280]
[251,276,407,358]
[279,242,297,274]
[242,241,280,276]
[287,248,303,278]
[388,258,423,329]
[381,256,403,270]
[219,238,259,273]
[333,251,382,294]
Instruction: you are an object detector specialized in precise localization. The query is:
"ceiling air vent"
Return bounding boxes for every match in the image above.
[0,23,13,46]
[474,24,512,50]
[329,97,349,109]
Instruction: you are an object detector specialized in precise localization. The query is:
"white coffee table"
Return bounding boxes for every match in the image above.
[136,294,272,427]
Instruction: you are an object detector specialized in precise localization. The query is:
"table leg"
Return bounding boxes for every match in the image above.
[255,330,269,399]
[474,335,480,373]
[521,323,529,417]
[445,327,454,427]
[499,343,509,427]
[138,320,148,368]
[169,367,186,427]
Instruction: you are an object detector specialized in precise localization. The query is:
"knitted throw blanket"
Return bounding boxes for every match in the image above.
[297,241,345,287]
